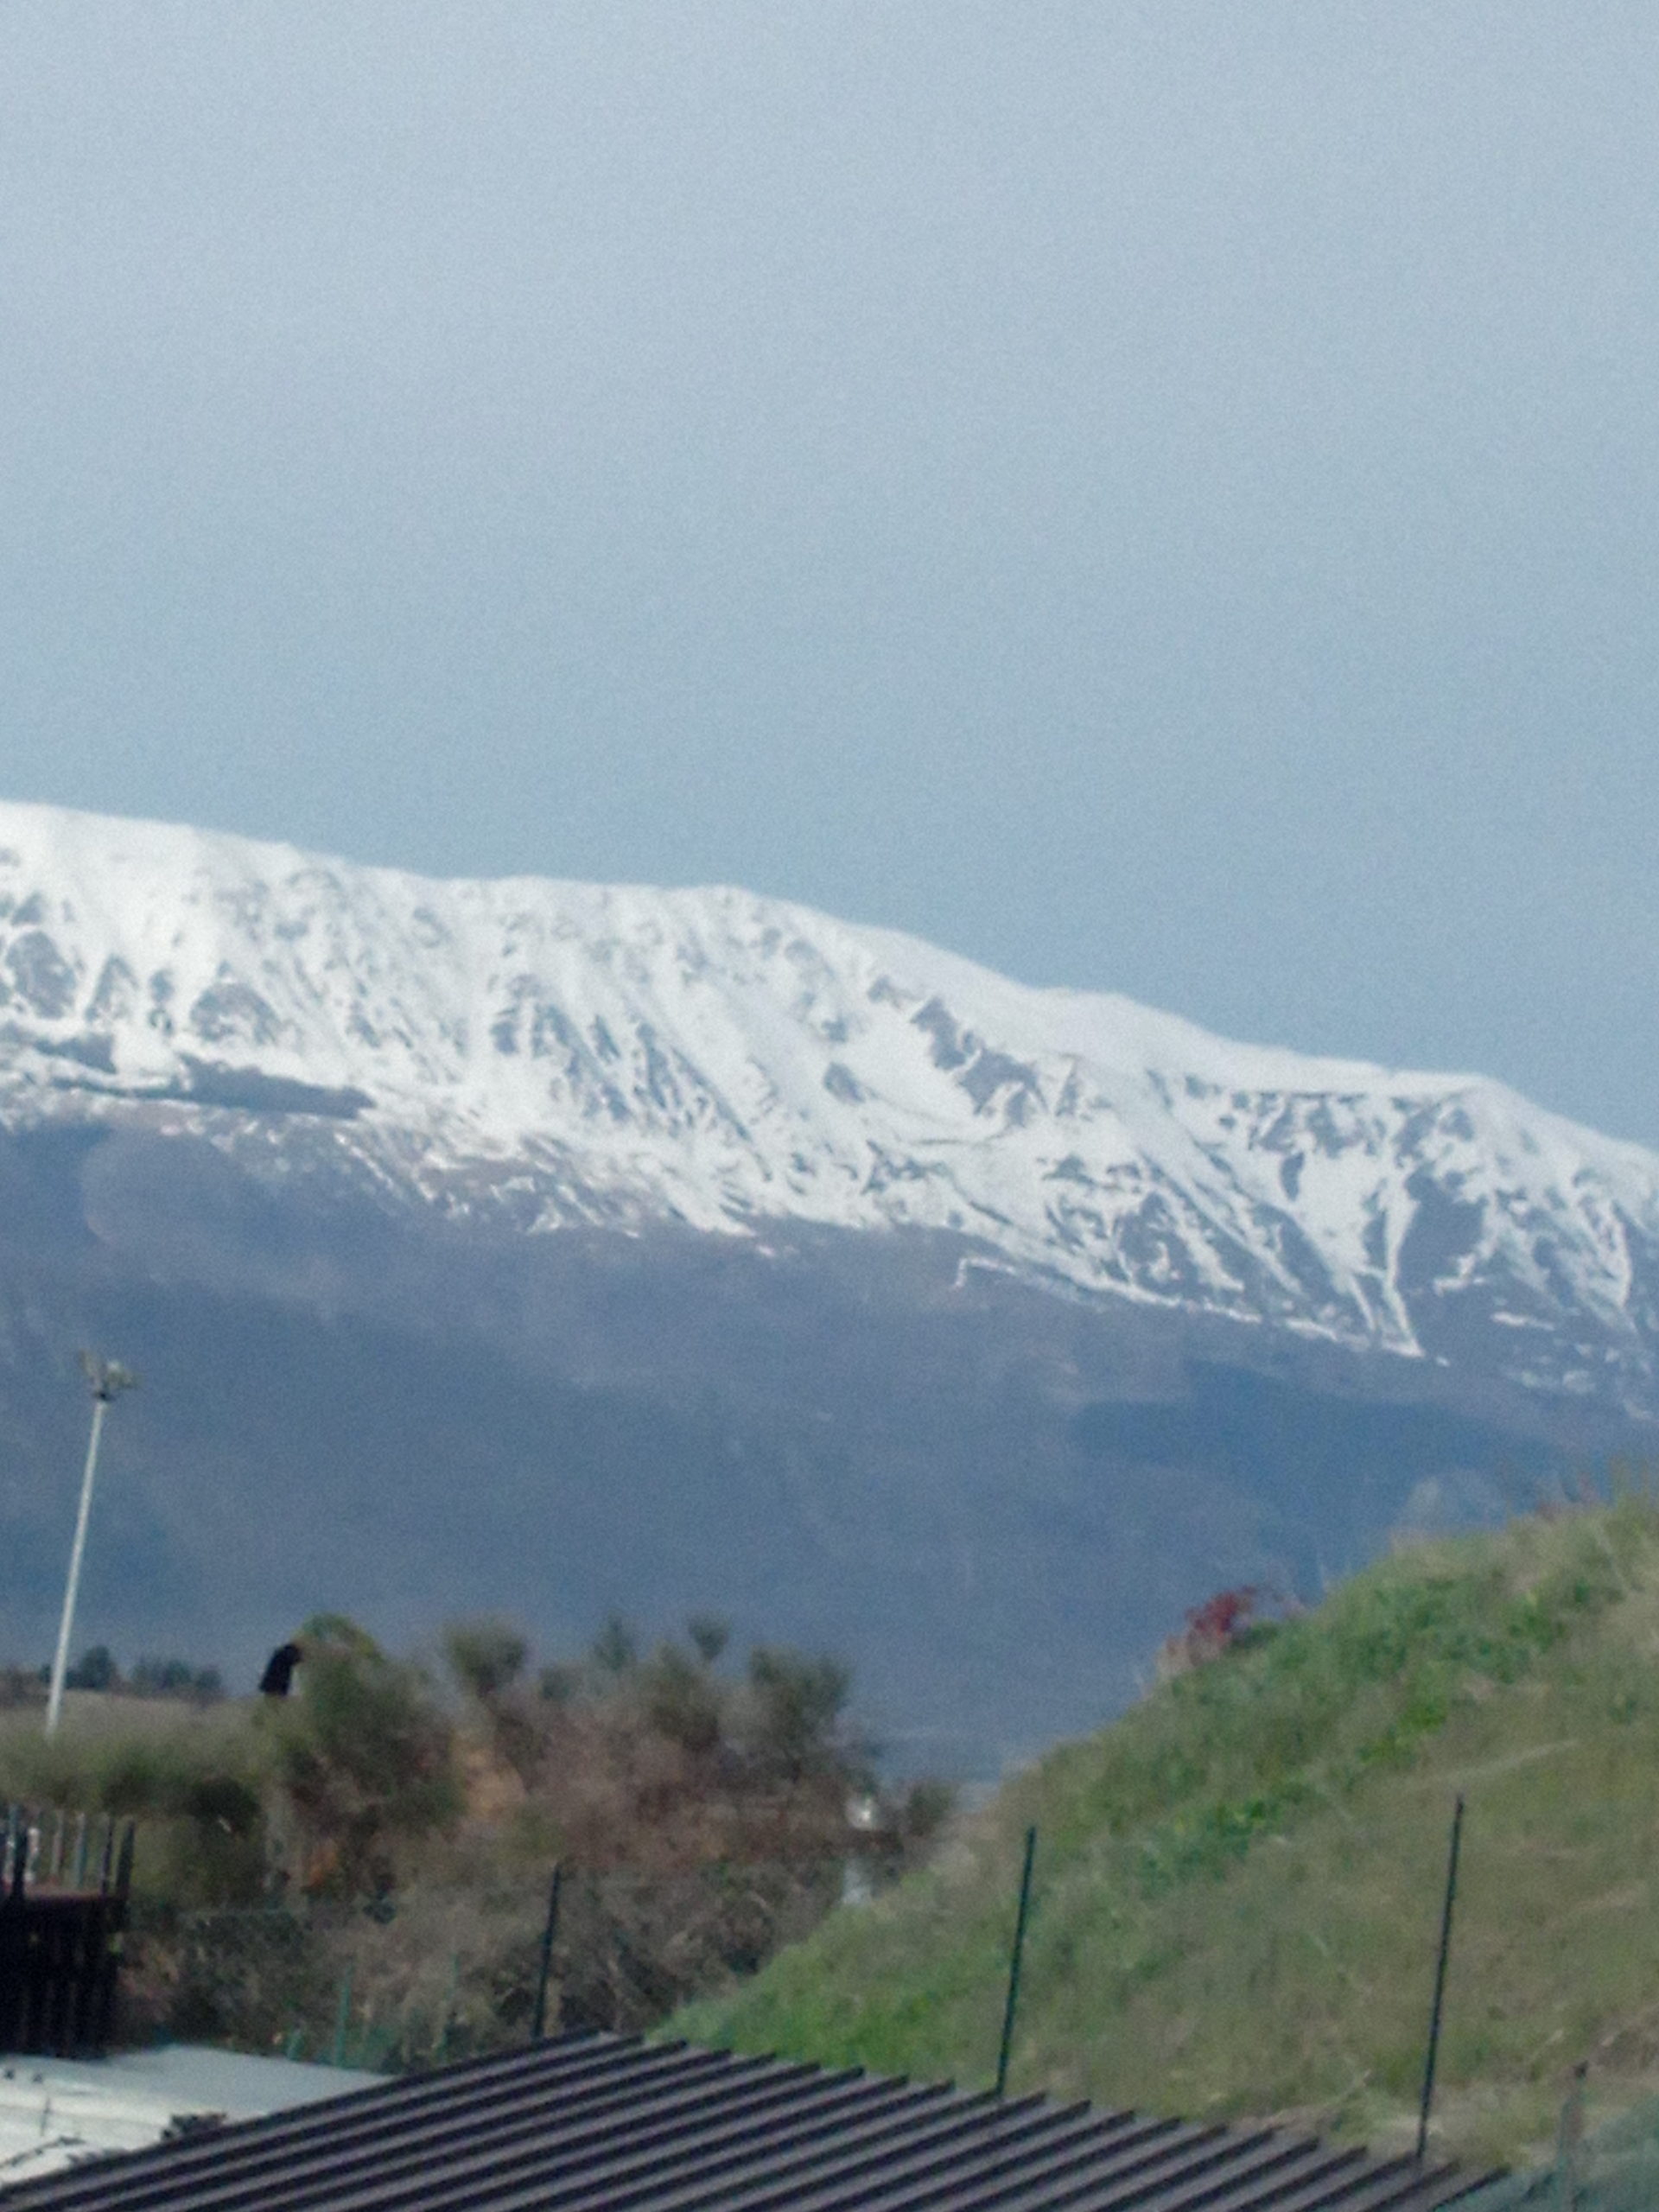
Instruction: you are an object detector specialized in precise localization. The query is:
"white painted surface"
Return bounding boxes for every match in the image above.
[0,2044,381,2185]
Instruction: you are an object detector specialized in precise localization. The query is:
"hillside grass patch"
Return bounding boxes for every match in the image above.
[676,1501,1659,2171]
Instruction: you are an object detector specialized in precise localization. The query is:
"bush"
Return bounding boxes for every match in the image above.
[130,1657,226,1702]
[589,1615,638,1677]
[443,1618,529,1702]
[0,1665,43,1708]
[270,1624,460,1898]
[743,1648,855,1783]
[65,1643,119,1692]
[686,1615,731,1666]
[640,1643,722,1757]
[1,1603,950,2067]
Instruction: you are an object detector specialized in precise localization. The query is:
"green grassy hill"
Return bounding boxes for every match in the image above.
[677,1497,1659,2171]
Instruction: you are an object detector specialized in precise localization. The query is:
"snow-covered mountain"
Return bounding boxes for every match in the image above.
[0,796,1655,1765]
[1,796,1657,1408]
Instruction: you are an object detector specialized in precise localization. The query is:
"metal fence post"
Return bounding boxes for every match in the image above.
[531,1863,563,2042]
[1416,1795,1465,2164]
[995,1827,1038,2096]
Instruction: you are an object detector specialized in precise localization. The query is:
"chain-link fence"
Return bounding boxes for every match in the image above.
[125,1855,848,2073]
[1460,2090,1659,2212]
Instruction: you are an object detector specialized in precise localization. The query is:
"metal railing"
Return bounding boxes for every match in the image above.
[0,1805,136,2056]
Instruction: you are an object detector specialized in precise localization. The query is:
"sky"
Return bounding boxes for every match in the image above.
[1,4,1656,1141]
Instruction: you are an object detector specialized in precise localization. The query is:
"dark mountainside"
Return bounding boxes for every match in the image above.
[0,1120,1642,1777]
[0,804,1655,1776]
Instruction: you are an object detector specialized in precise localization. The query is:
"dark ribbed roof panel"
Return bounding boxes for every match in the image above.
[0,2032,1499,2212]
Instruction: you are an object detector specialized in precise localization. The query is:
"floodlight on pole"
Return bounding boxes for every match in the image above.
[44,1352,139,1739]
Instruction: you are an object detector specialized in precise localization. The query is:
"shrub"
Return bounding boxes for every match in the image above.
[686,1615,731,1666]
[589,1615,638,1677]
[130,1657,225,1701]
[640,1642,723,1757]
[443,1618,530,1702]
[743,1649,855,1783]
[1155,1586,1281,1678]
[65,1643,119,1692]
[270,1624,460,1898]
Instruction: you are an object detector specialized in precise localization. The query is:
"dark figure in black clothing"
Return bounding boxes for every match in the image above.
[258,1641,302,1697]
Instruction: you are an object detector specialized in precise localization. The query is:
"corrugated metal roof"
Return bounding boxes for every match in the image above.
[0,2031,1496,2211]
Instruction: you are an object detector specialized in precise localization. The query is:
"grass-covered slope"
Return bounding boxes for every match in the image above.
[677,1500,1659,2170]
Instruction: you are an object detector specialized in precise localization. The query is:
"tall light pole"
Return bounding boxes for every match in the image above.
[44,1351,138,1738]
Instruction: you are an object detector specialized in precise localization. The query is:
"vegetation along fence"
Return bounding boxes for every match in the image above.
[136,1854,850,2073]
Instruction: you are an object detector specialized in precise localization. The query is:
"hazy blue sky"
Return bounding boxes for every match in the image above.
[3,5,1656,1139]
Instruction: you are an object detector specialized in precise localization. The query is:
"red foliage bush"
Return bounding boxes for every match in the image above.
[1155,1585,1270,1679]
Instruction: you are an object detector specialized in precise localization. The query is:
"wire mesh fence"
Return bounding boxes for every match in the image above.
[125,1854,849,2072]
[1461,2090,1659,2212]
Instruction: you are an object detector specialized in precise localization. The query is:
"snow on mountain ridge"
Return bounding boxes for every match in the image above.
[0,798,1656,1395]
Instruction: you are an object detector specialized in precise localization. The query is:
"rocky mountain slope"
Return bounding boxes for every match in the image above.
[0,798,1652,1771]
[1,798,1656,1408]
